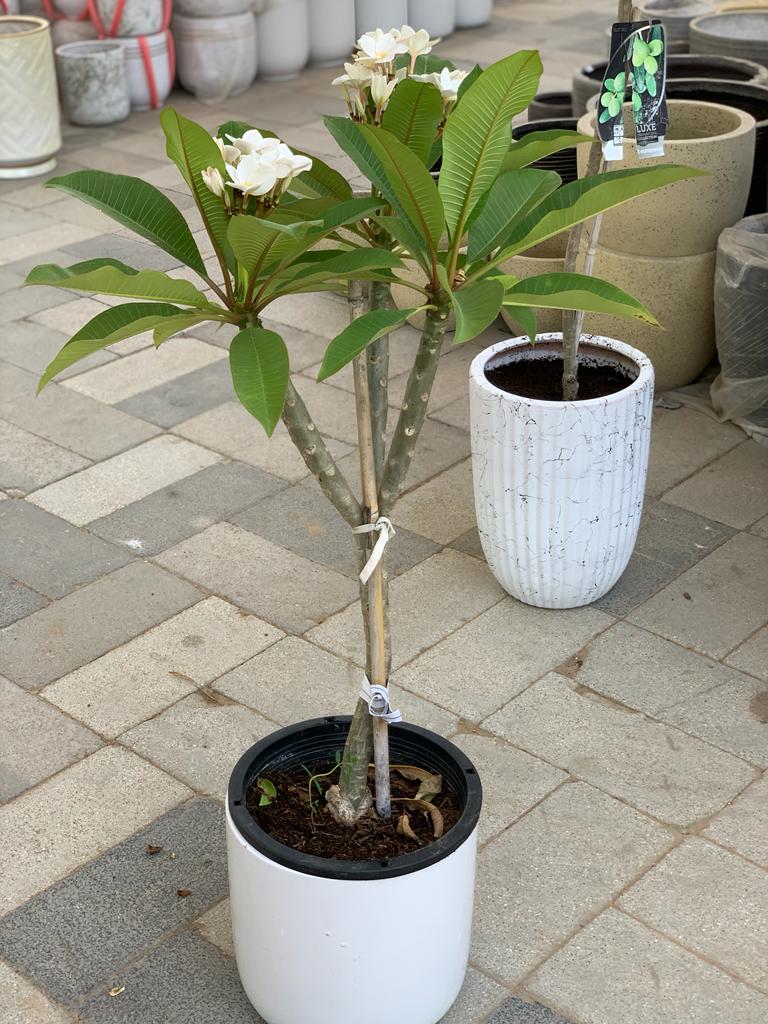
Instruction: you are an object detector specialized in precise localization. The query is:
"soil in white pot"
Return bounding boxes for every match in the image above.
[485,353,635,401]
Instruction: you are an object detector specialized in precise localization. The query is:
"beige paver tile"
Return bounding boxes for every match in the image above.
[0,222,102,266]
[628,533,768,660]
[307,549,504,669]
[29,296,110,336]
[286,375,393,445]
[61,338,225,405]
[43,597,282,737]
[726,626,768,683]
[27,434,222,526]
[621,838,768,992]
[397,599,612,721]
[264,290,349,337]
[703,776,768,868]
[0,746,190,914]
[431,396,470,433]
[440,967,507,1024]
[395,459,477,545]
[472,782,675,984]
[663,441,768,529]
[753,515,768,539]
[0,960,72,1024]
[156,522,359,634]
[484,674,757,826]
[528,908,768,1024]
[194,898,235,958]
[646,407,744,497]
[0,419,89,493]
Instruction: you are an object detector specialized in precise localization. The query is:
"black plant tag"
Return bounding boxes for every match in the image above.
[596,22,634,160]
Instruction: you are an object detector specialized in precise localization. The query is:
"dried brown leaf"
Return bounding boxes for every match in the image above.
[391,764,432,783]
[414,773,443,803]
[396,813,420,843]
[396,798,445,839]
[176,889,192,898]
[145,844,162,856]
[198,686,233,706]
[108,986,125,997]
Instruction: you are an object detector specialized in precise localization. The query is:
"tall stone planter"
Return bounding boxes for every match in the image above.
[355,0,406,35]
[256,0,308,80]
[55,39,131,125]
[455,0,491,28]
[0,16,61,178]
[408,0,455,38]
[690,12,768,69]
[173,11,256,101]
[308,0,354,66]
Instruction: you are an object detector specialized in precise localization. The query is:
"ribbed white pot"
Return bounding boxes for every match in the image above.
[256,0,309,80]
[308,0,354,66]
[408,0,455,37]
[455,0,492,27]
[173,12,256,102]
[355,0,406,35]
[118,30,173,110]
[470,335,654,609]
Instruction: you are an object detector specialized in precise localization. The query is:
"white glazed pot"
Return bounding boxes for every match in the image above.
[93,0,167,35]
[227,717,482,1024]
[173,12,256,102]
[56,40,131,125]
[355,0,406,35]
[470,335,654,609]
[118,30,173,110]
[51,18,98,47]
[308,0,354,66]
[0,16,61,178]
[455,0,492,28]
[256,0,308,80]
[174,0,248,14]
[408,0,455,37]
[52,0,87,15]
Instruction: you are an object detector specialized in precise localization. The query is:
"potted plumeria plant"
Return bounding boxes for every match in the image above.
[30,35,698,1024]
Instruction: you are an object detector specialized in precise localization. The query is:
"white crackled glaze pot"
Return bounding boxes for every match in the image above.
[469,335,654,609]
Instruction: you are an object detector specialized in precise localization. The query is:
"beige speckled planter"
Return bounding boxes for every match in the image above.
[499,234,568,335]
[581,244,716,391]
[578,100,755,257]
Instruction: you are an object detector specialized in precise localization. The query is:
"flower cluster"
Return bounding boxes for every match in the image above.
[201,129,312,212]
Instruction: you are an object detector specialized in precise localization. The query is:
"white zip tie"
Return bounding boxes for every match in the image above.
[360,676,402,724]
[352,516,396,585]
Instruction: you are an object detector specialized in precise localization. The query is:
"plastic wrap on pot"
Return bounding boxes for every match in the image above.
[712,213,768,439]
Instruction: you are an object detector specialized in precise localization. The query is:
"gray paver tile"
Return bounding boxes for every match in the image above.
[726,626,768,683]
[264,288,349,336]
[483,996,572,1023]
[0,746,190,914]
[0,576,48,627]
[528,908,768,1024]
[0,561,201,689]
[703,776,768,868]
[288,375,390,445]
[664,441,768,529]
[0,320,114,376]
[0,800,226,1007]
[156,522,358,634]
[646,407,744,496]
[0,419,89,493]
[307,549,504,669]
[472,782,675,984]
[753,514,768,539]
[397,599,612,722]
[0,961,71,1024]
[388,340,494,414]
[115,359,234,427]
[231,478,438,578]
[592,552,680,617]
[0,500,132,600]
[484,674,757,826]
[29,297,110,337]
[450,526,484,559]
[0,223,102,266]
[395,459,477,545]
[621,838,768,992]
[0,676,100,800]
[194,898,235,958]
[89,460,284,556]
[62,232,182,271]
[628,533,768,659]
[439,968,507,1024]
[634,497,736,569]
[431,395,470,433]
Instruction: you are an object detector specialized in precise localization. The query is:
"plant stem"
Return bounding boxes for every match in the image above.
[367,280,391,480]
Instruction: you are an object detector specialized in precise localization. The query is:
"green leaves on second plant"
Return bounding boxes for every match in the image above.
[501,129,592,172]
[501,271,660,325]
[467,168,561,261]
[382,78,443,166]
[318,307,418,381]
[229,327,289,436]
[450,278,505,344]
[26,260,214,308]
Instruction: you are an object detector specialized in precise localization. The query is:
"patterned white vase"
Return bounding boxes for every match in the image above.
[0,16,61,178]
[469,334,654,609]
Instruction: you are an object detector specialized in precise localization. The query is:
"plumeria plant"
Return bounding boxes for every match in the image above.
[30,41,700,833]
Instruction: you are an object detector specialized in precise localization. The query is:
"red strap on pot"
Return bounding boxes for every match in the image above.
[138,33,159,109]
[85,0,170,37]
[86,0,106,34]
[0,0,9,13]
[165,27,175,83]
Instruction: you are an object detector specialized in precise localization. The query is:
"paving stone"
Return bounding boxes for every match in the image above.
[0,500,132,600]
[726,626,768,683]
[450,526,484,559]
[621,838,768,992]
[89,460,284,556]
[307,549,504,669]
[0,419,90,493]
[591,551,680,617]
[483,996,572,1024]
[703,776,768,868]
[397,599,612,722]
[115,358,234,427]
[0,746,190,914]
[62,232,182,271]
[0,961,71,1024]
[123,693,274,796]
[0,267,23,292]
[194,898,235,958]
[44,597,282,737]
[76,930,263,1024]
[0,676,101,800]
[528,908,768,1024]
[214,635,460,737]
[0,561,200,690]
[472,782,675,984]
[629,533,768,659]
[484,674,757,826]
[0,575,48,627]
[231,477,438,578]
[0,800,226,1007]
[264,286,348,334]
[28,434,222,526]
[301,324,421,389]
[646,407,744,496]
[156,522,358,634]
[664,441,768,529]
[438,968,507,1024]
[0,361,159,461]
[432,395,470,433]
[288,375,392,445]
[388,340,493,414]
[395,459,477,545]
[29,296,111,336]
[634,497,736,569]
[0,222,101,266]
[0,319,114,376]
[753,514,768,538]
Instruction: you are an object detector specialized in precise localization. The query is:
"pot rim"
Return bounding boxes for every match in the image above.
[470,333,654,409]
[579,53,767,81]
[56,40,124,57]
[578,97,756,143]
[0,14,49,37]
[228,716,483,881]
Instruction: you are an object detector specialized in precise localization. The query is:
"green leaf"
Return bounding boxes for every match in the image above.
[599,108,613,124]
[37,303,186,391]
[26,260,214,307]
[373,214,432,270]
[647,73,657,97]
[504,304,537,343]
[644,55,658,76]
[451,277,505,344]
[229,327,290,436]
[382,78,443,165]
[648,38,664,56]
[502,271,659,324]
[609,96,621,116]
[501,129,592,173]
[614,71,626,93]
[439,50,543,241]
[457,64,483,103]
[153,313,213,347]
[600,92,612,107]
[228,216,301,279]
[633,38,649,64]
[46,170,206,275]
[318,307,418,380]
[467,168,561,261]
[268,247,403,293]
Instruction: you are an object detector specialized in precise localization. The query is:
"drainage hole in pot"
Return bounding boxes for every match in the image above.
[485,354,636,401]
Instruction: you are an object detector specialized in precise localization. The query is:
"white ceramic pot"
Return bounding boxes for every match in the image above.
[408,0,455,37]
[93,0,167,36]
[0,17,61,178]
[0,0,20,13]
[52,0,87,16]
[227,718,482,1024]
[308,0,354,66]
[470,335,654,609]
[118,29,173,110]
[56,39,130,125]
[256,0,308,80]
[51,17,97,47]
[355,0,406,35]
[174,0,248,14]
[173,12,256,102]
[455,0,492,29]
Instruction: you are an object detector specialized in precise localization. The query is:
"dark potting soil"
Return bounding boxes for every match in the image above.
[247,764,460,861]
[485,356,635,401]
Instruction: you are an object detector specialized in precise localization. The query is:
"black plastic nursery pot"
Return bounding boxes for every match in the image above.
[527,90,574,120]
[228,716,483,881]
[512,117,579,183]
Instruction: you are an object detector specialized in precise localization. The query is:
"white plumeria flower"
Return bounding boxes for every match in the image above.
[393,25,438,60]
[271,143,313,184]
[201,166,226,198]
[226,152,279,197]
[332,61,372,87]
[356,28,407,66]
[213,136,240,165]
[412,67,468,103]
[227,128,281,157]
[370,71,398,110]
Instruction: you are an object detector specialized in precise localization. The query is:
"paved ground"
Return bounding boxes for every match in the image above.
[2,2,768,1022]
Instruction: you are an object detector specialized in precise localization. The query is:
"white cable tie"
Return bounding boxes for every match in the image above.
[360,676,402,724]
[352,516,396,585]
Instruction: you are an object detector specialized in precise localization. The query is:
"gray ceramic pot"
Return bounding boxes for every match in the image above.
[56,39,130,125]
[690,12,768,69]
[636,0,715,47]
